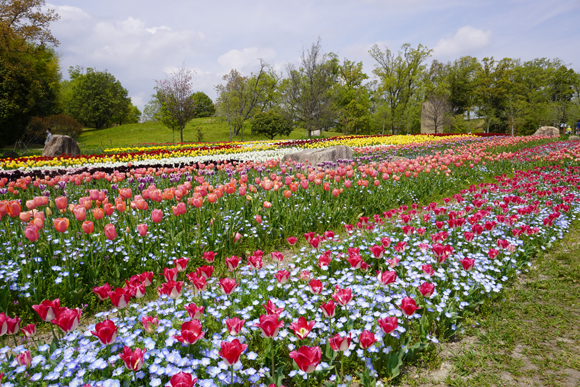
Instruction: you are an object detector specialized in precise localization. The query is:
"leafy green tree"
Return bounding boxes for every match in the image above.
[215,60,276,141]
[333,57,372,134]
[67,67,131,129]
[111,103,141,126]
[280,39,338,137]
[369,43,432,134]
[251,110,293,139]
[0,0,60,146]
[142,94,161,122]
[192,91,215,118]
[475,57,514,133]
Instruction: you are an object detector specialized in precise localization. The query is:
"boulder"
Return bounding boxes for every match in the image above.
[42,135,81,157]
[2,151,19,159]
[569,135,580,141]
[282,146,352,165]
[533,126,560,136]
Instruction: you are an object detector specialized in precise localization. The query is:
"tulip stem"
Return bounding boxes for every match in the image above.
[12,335,18,347]
[341,351,344,382]
[271,341,275,379]
[231,365,234,385]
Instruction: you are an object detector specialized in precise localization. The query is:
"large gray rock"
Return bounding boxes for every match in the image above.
[282,146,352,165]
[533,126,560,136]
[42,135,81,157]
[2,151,19,159]
[569,135,580,141]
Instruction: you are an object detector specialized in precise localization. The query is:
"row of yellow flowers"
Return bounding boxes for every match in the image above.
[1,134,477,170]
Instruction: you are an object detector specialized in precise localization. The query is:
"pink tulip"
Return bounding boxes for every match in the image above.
[104,224,117,240]
[141,316,159,334]
[225,317,245,336]
[151,209,163,223]
[24,225,39,242]
[16,351,31,368]
[137,223,148,236]
[119,346,146,371]
[219,278,238,295]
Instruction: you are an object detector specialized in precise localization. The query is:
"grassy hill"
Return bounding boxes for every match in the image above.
[78,118,342,150]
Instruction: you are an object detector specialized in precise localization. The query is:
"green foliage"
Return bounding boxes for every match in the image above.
[251,110,293,140]
[111,102,141,126]
[66,67,131,129]
[0,44,61,146]
[333,57,372,134]
[192,91,215,118]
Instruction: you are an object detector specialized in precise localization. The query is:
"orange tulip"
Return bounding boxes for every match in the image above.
[92,208,104,220]
[82,221,94,234]
[53,218,70,233]
[55,196,67,210]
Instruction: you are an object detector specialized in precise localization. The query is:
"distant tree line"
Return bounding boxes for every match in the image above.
[207,39,580,139]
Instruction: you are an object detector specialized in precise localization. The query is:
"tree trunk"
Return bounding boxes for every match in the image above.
[228,121,232,141]
[180,124,185,143]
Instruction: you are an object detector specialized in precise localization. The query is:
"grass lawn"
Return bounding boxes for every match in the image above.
[78,118,343,149]
[400,222,580,387]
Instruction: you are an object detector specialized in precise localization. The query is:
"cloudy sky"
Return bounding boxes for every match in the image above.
[46,0,580,111]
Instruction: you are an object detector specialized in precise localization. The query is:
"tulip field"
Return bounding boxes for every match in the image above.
[1,133,580,387]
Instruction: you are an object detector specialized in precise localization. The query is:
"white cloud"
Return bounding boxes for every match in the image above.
[218,47,276,71]
[433,26,492,59]
[47,4,89,21]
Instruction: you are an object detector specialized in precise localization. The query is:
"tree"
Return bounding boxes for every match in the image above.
[142,94,161,122]
[192,91,215,118]
[155,65,197,143]
[0,0,60,146]
[0,0,60,53]
[66,67,131,130]
[280,39,338,137]
[111,103,141,126]
[333,57,372,134]
[423,94,451,134]
[369,43,432,134]
[251,110,293,139]
[475,57,514,133]
[215,60,276,141]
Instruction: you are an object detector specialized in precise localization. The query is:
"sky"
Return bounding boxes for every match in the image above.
[46,0,580,112]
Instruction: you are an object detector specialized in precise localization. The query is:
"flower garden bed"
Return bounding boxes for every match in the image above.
[0,134,579,387]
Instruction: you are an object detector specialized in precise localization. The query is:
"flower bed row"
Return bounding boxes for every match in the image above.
[0,138,577,317]
[0,134,484,171]
[0,164,578,387]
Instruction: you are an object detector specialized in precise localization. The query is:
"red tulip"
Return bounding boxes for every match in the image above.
[162,267,178,282]
[52,307,82,333]
[219,278,238,295]
[219,338,248,366]
[289,316,315,340]
[418,282,435,297]
[370,245,385,258]
[193,266,212,281]
[422,264,435,276]
[184,303,204,320]
[309,279,323,294]
[137,223,148,236]
[125,280,145,299]
[170,372,198,387]
[174,257,189,272]
[233,232,242,243]
[376,270,397,286]
[270,251,284,263]
[53,217,69,233]
[151,209,163,223]
[399,297,420,316]
[32,299,61,322]
[16,350,31,368]
[463,232,475,242]
[359,330,377,349]
[157,280,183,300]
[488,248,499,259]
[289,345,321,373]
[329,333,351,351]
[255,314,284,338]
[24,225,39,242]
[381,237,391,248]
[82,220,95,234]
[141,316,159,334]
[119,346,146,371]
[248,254,263,270]
[226,256,241,271]
[140,271,153,286]
[21,323,37,338]
[203,251,217,263]
[275,270,290,284]
[91,319,117,345]
[109,287,131,309]
[319,300,336,318]
[92,283,111,301]
[263,299,284,315]
[287,237,297,245]
[225,317,245,336]
[5,315,20,335]
[460,257,475,271]
[378,316,398,334]
[104,224,117,240]
[332,286,353,306]
[174,320,205,345]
